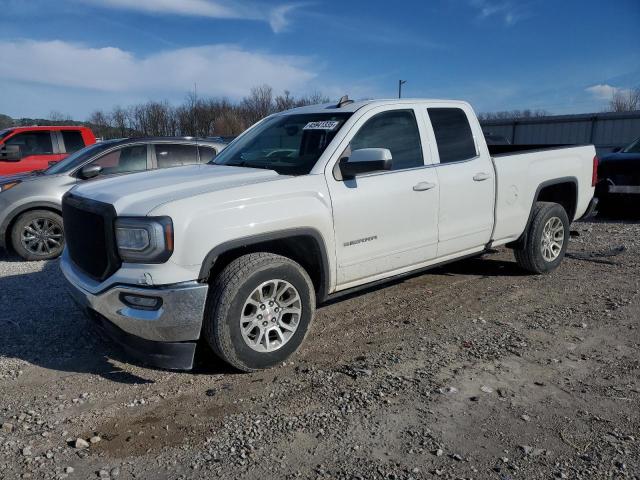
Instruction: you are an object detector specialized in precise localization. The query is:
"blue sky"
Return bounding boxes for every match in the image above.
[0,0,638,119]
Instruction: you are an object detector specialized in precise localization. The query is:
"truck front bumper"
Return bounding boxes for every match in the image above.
[61,255,209,370]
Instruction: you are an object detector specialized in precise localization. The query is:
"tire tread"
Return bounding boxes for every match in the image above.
[203,252,314,372]
[514,201,568,274]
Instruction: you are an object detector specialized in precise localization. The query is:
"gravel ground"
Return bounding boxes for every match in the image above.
[1,217,639,480]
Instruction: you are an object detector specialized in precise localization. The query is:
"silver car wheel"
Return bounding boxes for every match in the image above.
[21,218,64,256]
[540,216,564,262]
[240,279,302,353]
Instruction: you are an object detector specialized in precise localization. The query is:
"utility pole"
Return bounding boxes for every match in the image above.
[398,80,407,99]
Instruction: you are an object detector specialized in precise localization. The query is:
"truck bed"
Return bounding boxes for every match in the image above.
[488,144,574,156]
[489,144,596,247]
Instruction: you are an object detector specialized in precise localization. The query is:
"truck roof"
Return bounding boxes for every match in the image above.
[281,98,471,115]
[5,125,93,133]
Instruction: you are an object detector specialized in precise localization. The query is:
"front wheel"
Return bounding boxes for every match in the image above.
[11,210,65,261]
[203,252,316,372]
[514,202,569,274]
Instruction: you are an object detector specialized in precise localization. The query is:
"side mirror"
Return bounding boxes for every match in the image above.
[79,164,103,179]
[339,148,393,179]
[0,145,23,162]
[611,146,622,153]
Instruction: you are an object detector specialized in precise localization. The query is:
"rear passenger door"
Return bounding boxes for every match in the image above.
[425,107,495,257]
[152,143,199,169]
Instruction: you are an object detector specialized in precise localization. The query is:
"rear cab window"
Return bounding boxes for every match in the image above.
[61,130,86,153]
[427,108,477,164]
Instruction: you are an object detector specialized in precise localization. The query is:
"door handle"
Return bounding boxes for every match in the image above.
[473,172,491,181]
[413,181,437,191]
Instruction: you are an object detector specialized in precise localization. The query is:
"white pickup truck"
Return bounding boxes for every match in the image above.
[60,98,598,371]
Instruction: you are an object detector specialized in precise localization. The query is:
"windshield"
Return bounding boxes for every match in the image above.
[0,129,13,141]
[213,112,352,175]
[45,141,117,175]
[622,136,640,153]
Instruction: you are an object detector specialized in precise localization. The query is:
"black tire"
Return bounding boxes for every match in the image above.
[514,202,569,274]
[203,252,316,372]
[11,210,65,261]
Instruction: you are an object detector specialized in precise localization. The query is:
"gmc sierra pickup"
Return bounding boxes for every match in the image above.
[60,98,598,372]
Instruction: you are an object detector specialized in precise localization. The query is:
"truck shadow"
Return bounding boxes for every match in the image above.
[0,254,233,383]
[322,254,526,306]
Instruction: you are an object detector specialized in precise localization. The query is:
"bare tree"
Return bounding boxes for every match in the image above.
[110,106,130,138]
[241,85,274,125]
[77,85,338,139]
[48,110,73,124]
[87,110,111,138]
[275,90,297,111]
[609,88,640,112]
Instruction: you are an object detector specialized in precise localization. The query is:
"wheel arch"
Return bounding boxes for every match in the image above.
[198,228,331,302]
[507,177,577,250]
[1,202,62,250]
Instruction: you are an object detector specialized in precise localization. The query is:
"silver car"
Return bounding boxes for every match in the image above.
[0,137,227,260]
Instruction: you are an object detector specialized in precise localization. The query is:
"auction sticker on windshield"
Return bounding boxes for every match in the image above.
[303,121,340,130]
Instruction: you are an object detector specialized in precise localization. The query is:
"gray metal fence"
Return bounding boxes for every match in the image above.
[480,110,640,156]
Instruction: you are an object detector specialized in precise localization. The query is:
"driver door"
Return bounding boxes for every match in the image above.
[326,106,440,289]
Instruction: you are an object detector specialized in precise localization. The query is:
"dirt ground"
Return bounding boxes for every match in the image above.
[0,217,639,480]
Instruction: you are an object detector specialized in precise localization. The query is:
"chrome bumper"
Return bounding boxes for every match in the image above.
[60,255,208,343]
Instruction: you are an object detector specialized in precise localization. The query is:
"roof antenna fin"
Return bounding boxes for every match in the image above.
[336,95,354,108]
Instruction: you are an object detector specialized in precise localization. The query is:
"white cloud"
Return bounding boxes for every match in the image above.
[469,0,528,26]
[0,40,316,97]
[76,0,301,33]
[585,83,619,100]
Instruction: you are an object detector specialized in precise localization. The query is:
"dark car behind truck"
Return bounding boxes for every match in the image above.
[596,136,640,214]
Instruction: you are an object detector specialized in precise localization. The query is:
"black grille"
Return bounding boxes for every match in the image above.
[62,193,121,281]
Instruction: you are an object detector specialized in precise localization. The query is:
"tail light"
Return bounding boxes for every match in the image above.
[592,156,599,187]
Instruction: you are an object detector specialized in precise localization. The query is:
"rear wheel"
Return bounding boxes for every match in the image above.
[203,252,315,372]
[514,202,569,274]
[11,210,65,261]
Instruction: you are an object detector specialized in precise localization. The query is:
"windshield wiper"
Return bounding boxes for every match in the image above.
[222,161,273,170]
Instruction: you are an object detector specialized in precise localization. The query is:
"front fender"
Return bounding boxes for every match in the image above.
[149,175,337,292]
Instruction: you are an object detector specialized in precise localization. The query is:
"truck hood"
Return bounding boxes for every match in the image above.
[71,164,283,215]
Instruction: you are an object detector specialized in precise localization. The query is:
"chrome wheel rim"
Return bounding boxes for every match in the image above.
[21,218,64,256]
[240,279,302,353]
[541,216,564,262]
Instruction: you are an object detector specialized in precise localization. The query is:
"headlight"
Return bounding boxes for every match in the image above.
[0,181,21,192]
[115,217,173,263]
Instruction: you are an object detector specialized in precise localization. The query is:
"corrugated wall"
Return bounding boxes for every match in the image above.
[481,111,640,155]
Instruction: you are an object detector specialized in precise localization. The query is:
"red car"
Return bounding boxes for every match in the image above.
[0,126,96,175]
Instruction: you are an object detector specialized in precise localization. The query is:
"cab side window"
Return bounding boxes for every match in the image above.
[427,108,477,164]
[155,144,198,168]
[350,110,424,171]
[61,131,85,153]
[6,132,54,155]
[90,145,148,175]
